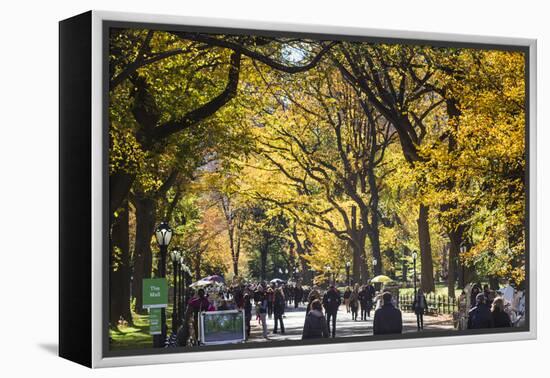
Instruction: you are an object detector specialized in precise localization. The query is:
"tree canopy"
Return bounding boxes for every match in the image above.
[108,28,527,324]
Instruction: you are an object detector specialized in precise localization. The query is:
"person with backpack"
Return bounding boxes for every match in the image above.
[302,299,329,339]
[322,285,341,337]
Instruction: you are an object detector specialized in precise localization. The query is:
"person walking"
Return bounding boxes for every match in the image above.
[343,287,352,313]
[349,285,360,321]
[266,286,274,319]
[273,287,286,334]
[255,286,269,338]
[284,285,291,306]
[232,284,244,309]
[294,284,302,309]
[467,293,494,329]
[360,283,375,319]
[185,288,211,343]
[243,293,252,339]
[302,299,329,339]
[322,285,341,337]
[412,289,428,330]
[491,297,512,328]
[373,292,403,335]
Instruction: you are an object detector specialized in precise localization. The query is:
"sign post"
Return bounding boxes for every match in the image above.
[149,308,162,335]
[143,278,168,338]
[142,278,168,309]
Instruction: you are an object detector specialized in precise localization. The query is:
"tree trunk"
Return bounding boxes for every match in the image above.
[367,229,382,276]
[132,195,156,314]
[417,203,435,293]
[366,166,383,276]
[447,230,461,298]
[359,242,368,285]
[110,171,135,220]
[232,260,239,278]
[194,253,202,281]
[350,205,362,284]
[260,232,269,281]
[110,201,133,325]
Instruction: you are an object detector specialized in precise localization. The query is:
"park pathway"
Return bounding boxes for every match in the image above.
[246,303,454,343]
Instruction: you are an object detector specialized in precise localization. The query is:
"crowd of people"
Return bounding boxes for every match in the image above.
[458,282,526,330]
[175,278,526,346]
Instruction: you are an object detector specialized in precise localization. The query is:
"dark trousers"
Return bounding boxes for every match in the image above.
[267,302,273,318]
[361,307,367,320]
[416,313,424,330]
[351,305,358,320]
[295,298,299,308]
[326,311,337,337]
[273,313,285,333]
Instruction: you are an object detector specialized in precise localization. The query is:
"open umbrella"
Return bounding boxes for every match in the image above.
[270,278,286,285]
[190,280,212,288]
[203,275,225,283]
[370,275,393,283]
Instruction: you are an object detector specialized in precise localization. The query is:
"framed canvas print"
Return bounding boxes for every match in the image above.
[59,10,537,368]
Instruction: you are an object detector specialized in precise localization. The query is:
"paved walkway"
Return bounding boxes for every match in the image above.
[247,303,454,343]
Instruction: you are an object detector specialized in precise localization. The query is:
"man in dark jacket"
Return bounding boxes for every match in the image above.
[373,292,403,335]
[273,288,286,334]
[294,285,303,308]
[322,285,341,337]
[359,284,375,320]
[243,293,252,339]
[302,299,329,339]
[468,293,494,329]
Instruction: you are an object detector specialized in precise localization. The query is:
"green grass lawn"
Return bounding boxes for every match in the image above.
[109,305,176,350]
[399,283,462,298]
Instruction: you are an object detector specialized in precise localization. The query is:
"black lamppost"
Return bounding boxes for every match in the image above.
[402,259,408,282]
[170,249,181,333]
[154,221,172,347]
[372,258,378,276]
[179,254,185,324]
[345,261,351,286]
[412,251,418,296]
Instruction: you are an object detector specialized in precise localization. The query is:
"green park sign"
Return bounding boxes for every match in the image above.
[149,308,162,335]
[142,278,168,309]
